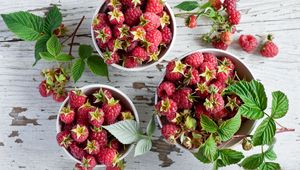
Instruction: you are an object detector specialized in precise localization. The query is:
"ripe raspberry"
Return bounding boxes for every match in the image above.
[219,57,235,71]
[220,31,232,45]
[260,35,279,58]
[71,124,89,143]
[56,130,73,148]
[130,26,146,41]
[77,101,96,125]
[165,61,186,82]
[213,108,228,120]
[109,139,122,151]
[124,7,142,26]
[92,88,113,104]
[145,0,164,14]
[123,57,139,68]
[140,12,160,31]
[108,9,125,25]
[120,0,142,7]
[186,15,197,28]
[88,108,105,128]
[216,64,232,82]
[107,38,123,52]
[184,52,204,68]
[184,68,200,86]
[97,40,107,50]
[157,81,176,98]
[131,46,149,62]
[194,104,210,119]
[223,0,236,13]
[94,26,112,44]
[155,98,177,116]
[161,124,180,143]
[59,106,75,124]
[225,95,242,111]
[195,82,210,99]
[203,53,218,67]
[199,62,217,82]
[146,29,162,46]
[209,0,222,11]
[238,34,258,53]
[52,90,67,103]
[107,0,122,11]
[103,51,120,65]
[123,38,138,52]
[84,140,101,155]
[171,87,193,109]
[92,13,109,30]
[228,10,241,25]
[212,36,229,50]
[165,111,176,122]
[69,90,87,109]
[204,93,225,114]
[90,127,108,147]
[39,80,52,97]
[210,80,226,94]
[103,98,122,124]
[80,155,97,170]
[147,43,159,54]
[70,143,86,160]
[96,147,118,166]
[113,24,130,40]
[160,26,172,45]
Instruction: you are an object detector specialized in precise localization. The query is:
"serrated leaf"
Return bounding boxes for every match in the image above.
[175,1,199,11]
[271,91,289,119]
[56,53,73,61]
[265,146,277,161]
[219,149,244,165]
[1,11,44,41]
[79,44,93,59]
[46,35,61,56]
[103,120,140,144]
[200,114,218,133]
[237,104,264,120]
[201,135,218,162]
[146,115,156,136]
[86,55,108,77]
[252,117,276,146]
[240,153,264,169]
[218,113,241,141]
[214,159,226,169]
[44,5,62,34]
[259,162,280,170]
[194,145,211,164]
[39,52,55,61]
[134,138,152,157]
[71,59,85,83]
[34,34,50,65]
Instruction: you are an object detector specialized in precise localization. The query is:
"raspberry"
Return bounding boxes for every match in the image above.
[238,34,258,53]
[161,124,180,143]
[88,108,105,128]
[92,88,113,104]
[228,10,241,25]
[107,38,123,52]
[90,127,108,147]
[195,82,210,99]
[210,80,226,94]
[147,44,159,54]
[71,124,89,143]
[92,13,109,30]
[123,57,139,68]
[171,87,193,109]
[84,140,101,155]
[146,29,162,46]
[199,62,217,82]
[260,35,279,58]
[107,0,122,11]
[157,81,176,98]
[103,98,122,125]
[209,0,222,11]
[186,15,197,28]
[213,108,228,120]
[203,53,218,67]
[194,104,210,119]
[220,31,232,45]
[123,38,138,52]
[52,90,67,103]
[183,52,204,68]
[77,101,96,125]
[219,57,235,71]
[131,46,149,62]
[165,111,176,122]
[39,80,52,97]
[56,130,73,148]
[94,26,112,44]
[124,7,142,26]
[120,0,142,7]
[103,51,120,65]
[212,36,229,50]
[96,147,118,166]
[160,26,172,45]
[80,155,97,170]
[225,95,242,111]
[59,106,75,124]
[223,0,236,13]
[130,26,146,41]
[204,93,225,114]
[70,143,86,160]
[108,9,125,25]
[184,68,200,86]
[69,90,87,109]
[155,98,177,116]
[140,12,160,31]
[113,24,130,40]
[109,139,122,150]
[165,61,186,82]
[145,0,164,14]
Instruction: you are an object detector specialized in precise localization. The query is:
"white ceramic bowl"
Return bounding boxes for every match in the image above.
[91,1,177,71]
[155,48,256,152]
[56,84,139,167]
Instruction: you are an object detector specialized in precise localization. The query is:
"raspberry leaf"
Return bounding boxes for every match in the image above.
[34,34,50,65]
[200,114,218,133]
[146,115,156,136]
[79,44,93,60]
[46,35,61,56]
[44,5,62,34]
[218,149,244,165]
[1,11,44,41]
[252,117,276,146]
[217,113,241,141]
[240,153,264,169]
[259,162,280,170]
[195,135,218,162]
[71,58,85,83]
[134,138,152,157]
[271,91,289,119]
[175,1,199,11]
[86,55,108,78]
[39,52,55,61]
[237,104,264,120]
[265,146,277,161]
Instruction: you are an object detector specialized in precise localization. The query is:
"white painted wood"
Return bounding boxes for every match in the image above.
[0,0,299,169]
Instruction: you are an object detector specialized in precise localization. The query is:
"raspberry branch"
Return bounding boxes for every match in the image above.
[68,16,85,55]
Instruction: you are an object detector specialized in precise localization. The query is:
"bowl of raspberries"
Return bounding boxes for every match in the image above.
[91,0,176,71]
[56,84,139,169]
[155,49,256,151]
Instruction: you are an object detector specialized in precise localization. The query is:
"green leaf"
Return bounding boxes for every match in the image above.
[86,55,108,77]
[200,2,211,9]
[46,35,61,56]
[219,149,244,165]
[200,114,218,133]
[103,120,140,144]
[200,135,218,162]
[146,115,156,136]
[71,59,85,83]
[44,5,62,34]
[39,52,55,61]
[265,146,277,161]
[134,138,152,157]
[1,11,44,41]
[175,1,199,11]
[194,145,211,164]
[252,117,276,146]
[240,153,264,169]
[237,104,265,120]
[56,53,73,61]
[213,159,226,169]
[271,91,289,119]
[79,44,93,59]
[218,113,241,141]
[34,34,50,65]
[259,162,280,170]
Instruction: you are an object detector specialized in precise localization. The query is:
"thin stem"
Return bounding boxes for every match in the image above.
[68,16,85,55]
[233,127,294,139]
[175,12,199,17]
[232,134,252,139]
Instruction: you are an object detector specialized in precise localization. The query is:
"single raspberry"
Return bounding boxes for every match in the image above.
[260,35,279,58]
[195,82,210,99]
[146,43,159,54]
[108,9,125,25]
[39,80,52,97]
[80,155,97,170]
[96,147,118,166]
[69,90,87,109]
[120,0,142,7]
[238,34,258,53]
[59,106,75,124]
[212,36,229,50]
[52,90,67,103]
[103,51,120,65]
[155,98,177,116]
[157,81,176,98]
[71,124,89,143]
[184,68,200,86]
[56,130,73,148]
[184,52,204,68]
[92,88,113,104]
[194,104,210,119]
[130,26,146,41]
[228,10,241,25]
[204,93,225,114]
[107,0,122,11]
[84,140,101,155]
[199,62,217,82]
[88,108,105,128]
[103,98,122,124]
[70,143,86,160]
[219,57,235,71]
[209,80,226,94]
[109,139,122,151]
[131,46,149,62]
[209,0,222,11]
[203,53,218,67]
[113,24,130,40]
[140,12,160,31]
[97,40,107,50]
[77,101,96,125]
[107,38,123,52]
[171,87,194,109]
[146,29,162,46]
[186,15,197,28]
[123,57,139,68]
[225,95,242,111]
[160,11,170,29]
[223,0,236,13]
[220,31,232,45]
[161,124,180,143]
[94,26,112,44]
[92,13,109,30]
[124,7,142,26]
[216,63,232,82]
[90,127,108,147]
[213,108,228,120]
[145,0,164,14]
[160,26,172,45]
[165,61,186,82]
[123,38,138,52]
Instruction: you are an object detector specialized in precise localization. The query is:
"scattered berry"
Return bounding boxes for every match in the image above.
[260,35,279,58]
[39,80,52,97]
[186,15,197,28]
[238,34,258,53]
[228,10,241,25]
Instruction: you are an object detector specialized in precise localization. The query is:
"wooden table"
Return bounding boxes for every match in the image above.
[0,0,299,169]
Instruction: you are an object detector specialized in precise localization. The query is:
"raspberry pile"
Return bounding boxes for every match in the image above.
[92,0,173,68]
[56,88,135,170]
[155,52,243,149]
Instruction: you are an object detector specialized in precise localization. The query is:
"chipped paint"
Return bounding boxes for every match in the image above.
[156,64,164,71]
[0,142,4,146]
[132,82,146,89]
[48,115,57,120]
[8,131,19,137]
[9,107,40,126]
[15,139,23,143]
[134,96,149,101]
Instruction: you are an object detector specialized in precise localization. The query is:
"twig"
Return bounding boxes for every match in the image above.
[68,16,85,55]
[233,127,295,139]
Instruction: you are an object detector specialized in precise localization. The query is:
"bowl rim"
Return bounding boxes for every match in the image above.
[56,84,139,167]
[90,2,177,72]
[154,48,256,152]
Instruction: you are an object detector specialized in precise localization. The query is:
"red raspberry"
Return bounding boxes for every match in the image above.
[219,57,235,71]
[84,140,101,155]
[165,61,186,82]
[212,36,229,50]
[145,0,164,14]
[113,24,130,40]
[103,51,120,65]
[199,62,217,82]
[103,98,122,124]
[194,104,210,119]
[184,52,204,68]
[161,124,180,143]
[88,108,105,128]
[160,26,173,45]
[171,87,193,109]
[140,12,160,31]
[52,90,67,103]
[69,90,87,109]
[157,81,176,98]
[238,34,258,53]
[165,111,176,122]
[120,0,142,7]
[209,0,222,11]
[90,127,108,147]
[92,13,109,30]
[97,40,107,50]
[56,130,73,148]
[77,101,96,125]
[106,166,122,170]
[184,68,200,86]
[130,26,146,41]
[146,29,162,46]
[59,106,75,124]
[228,10,241,25]
[109,139,122,151]
[123,57,139,68]
[107,0,122,11]
[213,108,228,120]
[94,26,112,44]
[123,38,138,52]
[196,82,210,99]
[225,95,242,112]
[203,53,218,67]
[223,0,236,13]
[155,98,177,116]
[96,147,118,166]
[92,88,113,104]
[187,15,197,28]
[124,7,142,26]
[147,44,159,54]
[204,93,225,114]
[210,81,226,94]
[220,31,232,45]
[131,46,149,62]
[79,155,97,170]
[108,9,125,25]
[70,143,86,160]
[39,80,52,97]
[107,38,123,52]
[71,124,89,143]
[260,35,279,58]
